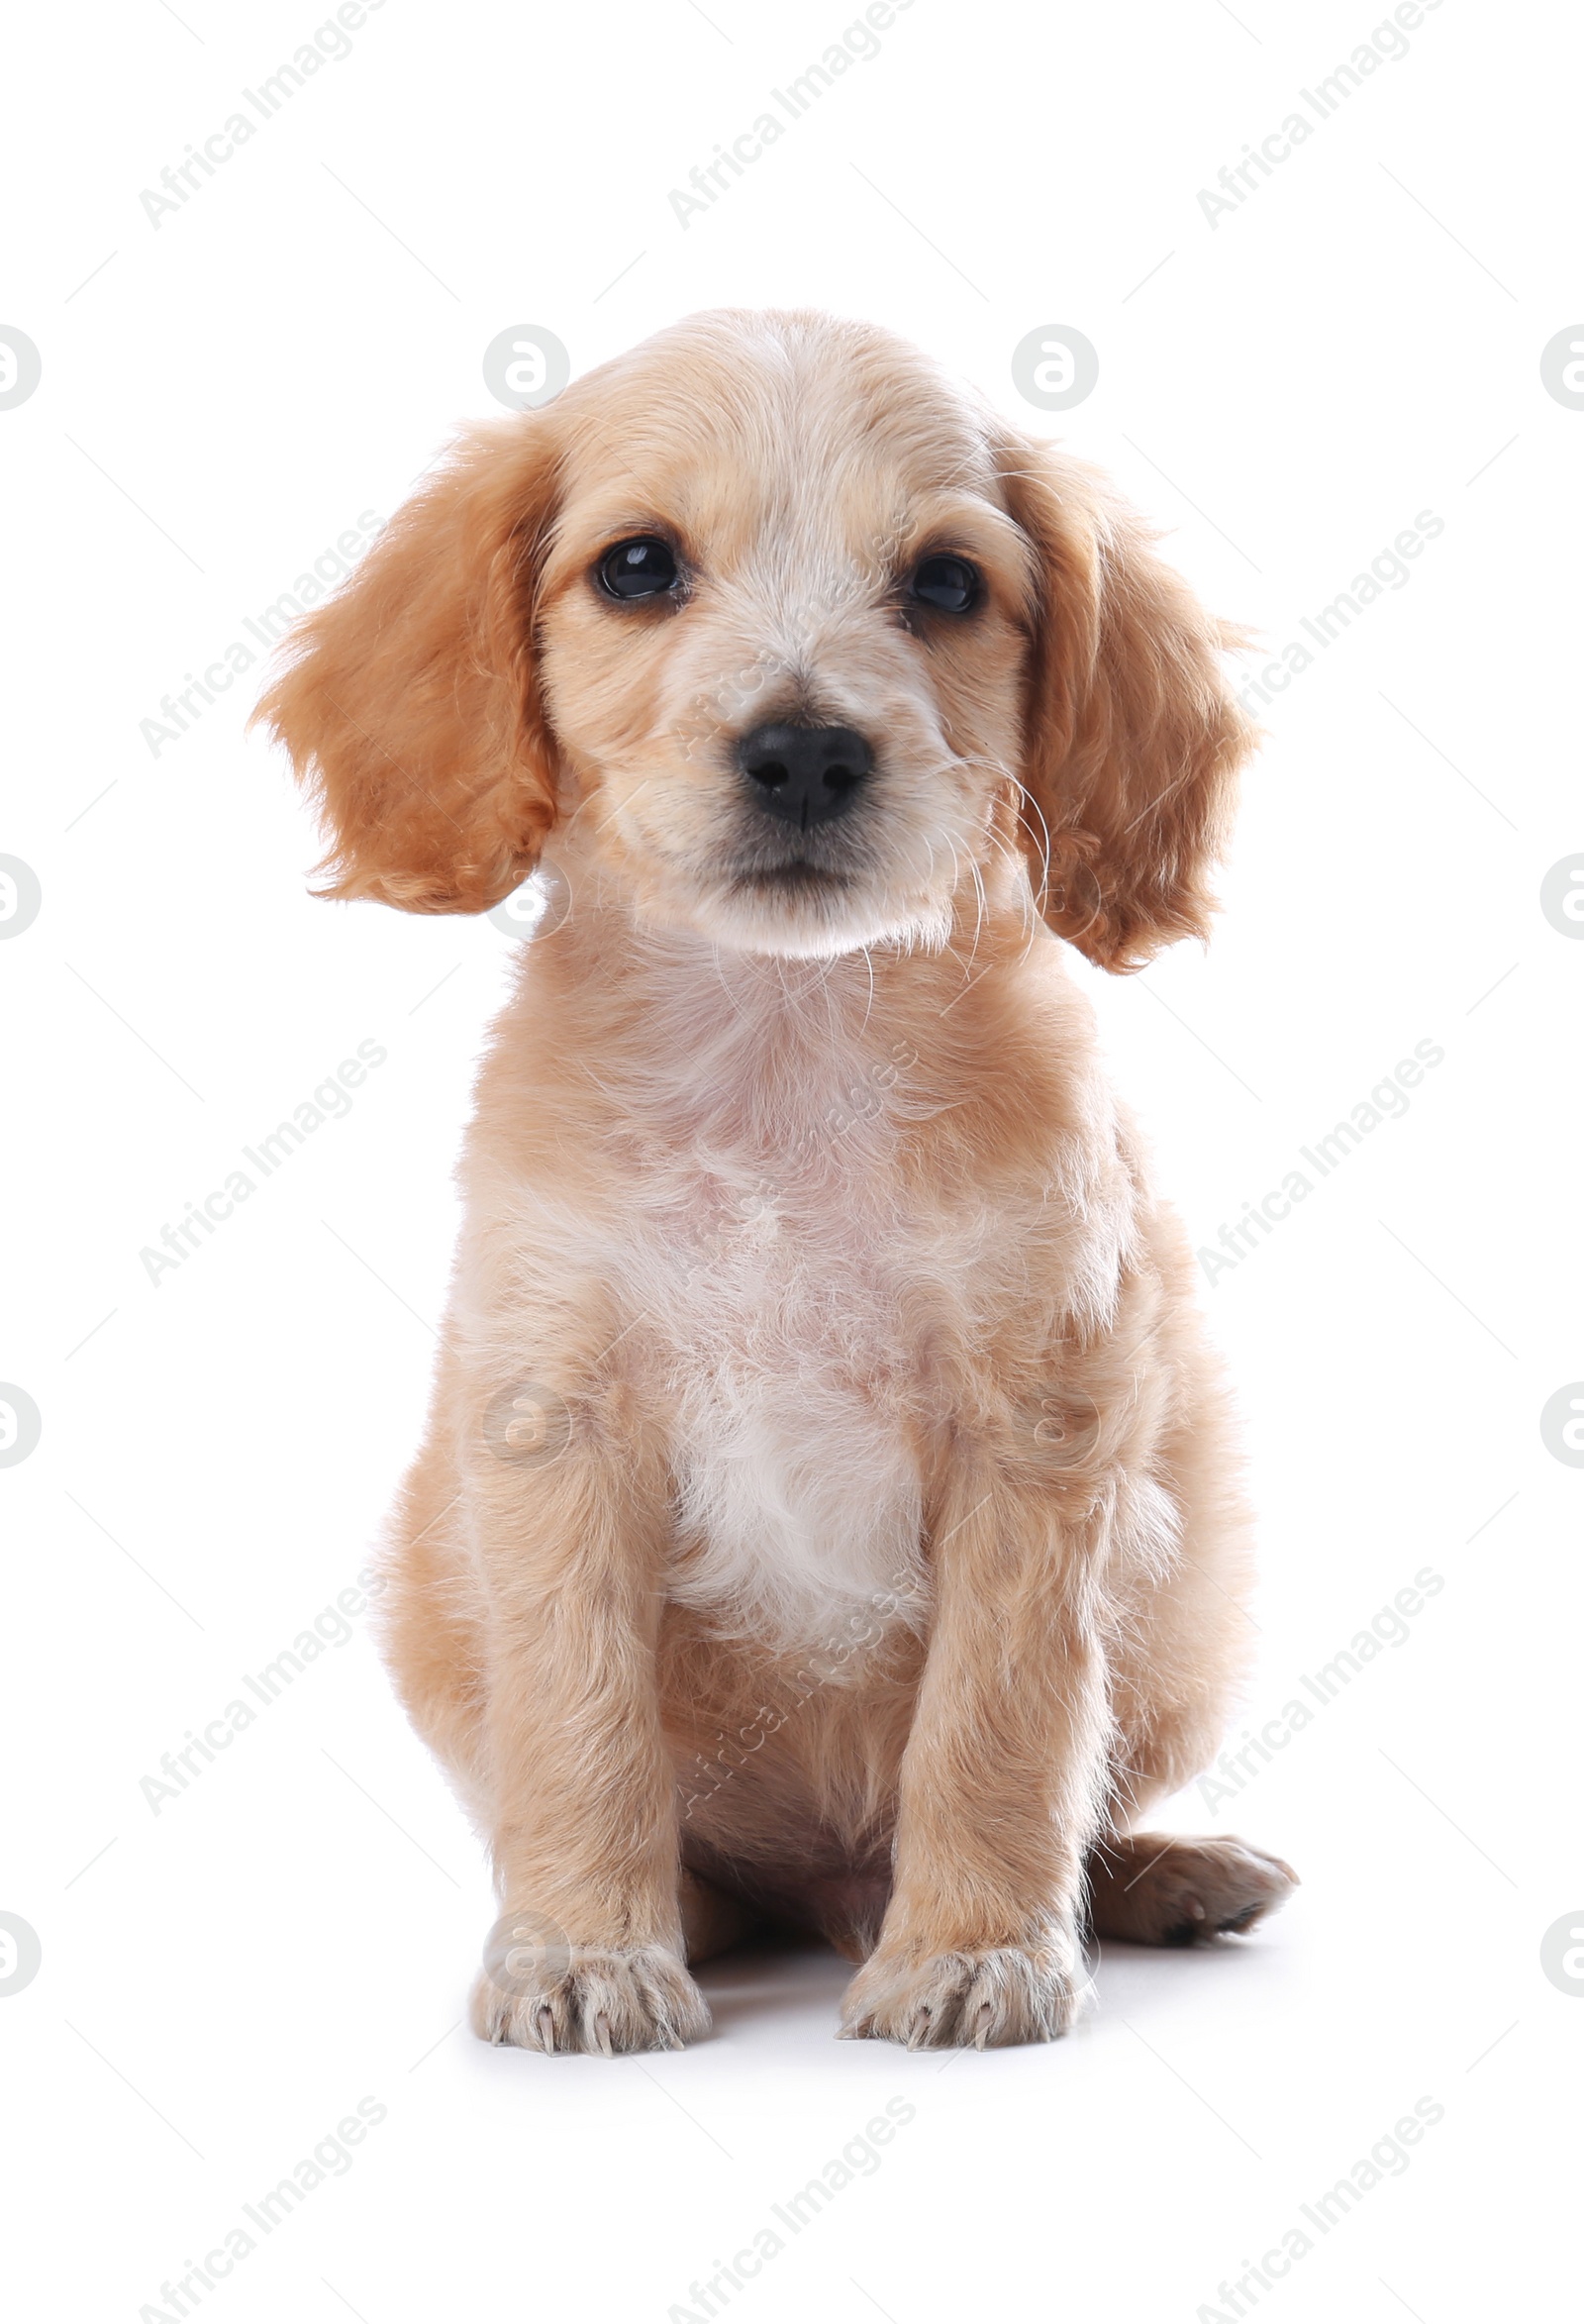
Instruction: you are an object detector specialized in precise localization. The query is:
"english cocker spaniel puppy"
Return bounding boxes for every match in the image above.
[260,308,1295,2053]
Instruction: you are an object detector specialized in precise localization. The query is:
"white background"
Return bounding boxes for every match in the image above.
[3,1,1578,2317]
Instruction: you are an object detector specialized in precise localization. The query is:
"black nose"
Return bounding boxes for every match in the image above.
[737,722,873,828]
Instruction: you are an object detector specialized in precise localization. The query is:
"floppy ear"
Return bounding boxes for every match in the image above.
[253,417,562,913]
[996,431,1254,971]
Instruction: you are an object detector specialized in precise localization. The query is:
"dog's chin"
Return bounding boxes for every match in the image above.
[679,861,953,960]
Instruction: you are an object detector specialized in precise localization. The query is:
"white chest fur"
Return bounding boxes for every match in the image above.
[599,971,945,1665]
[648,1147,931,1663]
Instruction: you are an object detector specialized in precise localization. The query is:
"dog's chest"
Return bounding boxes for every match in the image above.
[617,1068,950,1658]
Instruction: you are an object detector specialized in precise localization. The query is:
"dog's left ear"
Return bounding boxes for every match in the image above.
[995,430,1254,971]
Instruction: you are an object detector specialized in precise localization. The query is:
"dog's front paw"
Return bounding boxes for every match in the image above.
[840,1937,1084,2050]
[470,1941,710,2056]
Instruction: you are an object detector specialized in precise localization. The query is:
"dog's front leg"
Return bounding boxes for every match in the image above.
[841,1469,1108,2049]
[465,1426,708,2057]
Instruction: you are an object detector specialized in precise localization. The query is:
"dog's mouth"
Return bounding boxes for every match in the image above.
[721,817,869,896]
[726,859,856,894]
[684,826,953,960]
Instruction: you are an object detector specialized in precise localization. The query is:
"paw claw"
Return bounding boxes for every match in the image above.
[1090,1835,1298,1948]
[842,1939,1083,2050]
[470,1943,709,2056]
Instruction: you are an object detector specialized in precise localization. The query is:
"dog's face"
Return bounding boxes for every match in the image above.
[531,323,1032,957]
[259,310,1250,971]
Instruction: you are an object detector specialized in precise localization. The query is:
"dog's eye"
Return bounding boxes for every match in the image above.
[909,554,979,614]
[598,537,679,599]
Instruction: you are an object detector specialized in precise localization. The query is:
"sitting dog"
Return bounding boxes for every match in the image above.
[259,308,1295,2053]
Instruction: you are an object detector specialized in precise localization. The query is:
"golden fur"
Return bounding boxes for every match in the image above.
[258,309,1294,2053]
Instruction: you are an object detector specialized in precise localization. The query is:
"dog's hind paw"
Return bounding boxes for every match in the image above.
[839,1938,1085,2050]
[470,1943,710,2055]
[1086,1833,1298,1947]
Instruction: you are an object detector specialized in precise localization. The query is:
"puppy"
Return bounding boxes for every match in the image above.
[259,308,1295,2054]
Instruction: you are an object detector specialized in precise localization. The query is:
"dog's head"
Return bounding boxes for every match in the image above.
[258,309,1251,969]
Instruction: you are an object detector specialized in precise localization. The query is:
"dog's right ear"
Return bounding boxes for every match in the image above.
[253,417,562,914]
